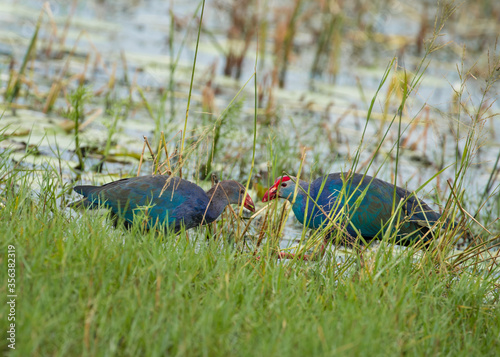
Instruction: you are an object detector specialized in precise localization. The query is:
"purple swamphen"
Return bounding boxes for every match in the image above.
[262,173,446,259]
[71,175,255,232]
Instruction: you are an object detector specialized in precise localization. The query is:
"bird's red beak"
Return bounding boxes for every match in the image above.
[244,194,256,212]
[262,178,283,202]
[262,185,278,202]
[262,176,293,202]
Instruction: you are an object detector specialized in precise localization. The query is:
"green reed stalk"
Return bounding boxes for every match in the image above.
[179,0,206,177]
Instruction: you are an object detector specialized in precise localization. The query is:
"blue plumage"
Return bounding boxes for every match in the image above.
[263,173,445,247]
[72,175,255,232]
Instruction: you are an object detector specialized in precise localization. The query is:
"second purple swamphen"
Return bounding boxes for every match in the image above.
[72,175,255,232]
[262,173,446,259]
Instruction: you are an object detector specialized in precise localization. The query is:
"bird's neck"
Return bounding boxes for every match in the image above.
[205,186,230,223]
[288,181,311,224]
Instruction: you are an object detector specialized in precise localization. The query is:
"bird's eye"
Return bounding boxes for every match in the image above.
[281,183,287,187]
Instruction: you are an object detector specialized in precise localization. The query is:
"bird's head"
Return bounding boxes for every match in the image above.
[262,176,297,202]
[215,181,256,212]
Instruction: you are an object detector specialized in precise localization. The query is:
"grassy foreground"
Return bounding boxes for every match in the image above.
[1,175,499,356]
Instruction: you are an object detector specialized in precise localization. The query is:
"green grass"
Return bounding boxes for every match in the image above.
[0,171,499,356]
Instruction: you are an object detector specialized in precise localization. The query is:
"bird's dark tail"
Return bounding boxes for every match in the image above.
[73,185,100,196]
[68,185,101,210]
